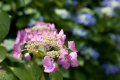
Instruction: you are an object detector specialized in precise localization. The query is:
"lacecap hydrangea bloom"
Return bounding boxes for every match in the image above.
[66,0,78,6]
[13,21,78,73]
[72,12,96,26]
[54,8,71,19]
[102,62,119,75]
[80,46,100,60]
[95,6,115,17]
[102,0,120,8]
[72,28,88,38]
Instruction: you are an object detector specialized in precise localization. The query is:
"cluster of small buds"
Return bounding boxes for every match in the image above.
[46,50,61,58]
[41,33,58,47]
[25,41,40,53]
[13,21,78,73]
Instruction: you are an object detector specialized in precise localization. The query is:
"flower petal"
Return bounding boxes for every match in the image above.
[13,44,21,58]
[61,49,68,54]
[24,53,31,61]
[42,57,57,73]
[15,30,27,45]
[61,60,70,69]
[70,52,78,67]
[57,53,71,69]
[13,52,21,58]
[68,41,78,52]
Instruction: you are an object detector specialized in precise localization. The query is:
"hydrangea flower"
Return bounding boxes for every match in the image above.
[68,41,78,52]
[54,8,71,19]
[28,16,44,27]
[72,13,96,26]
[24,53,31,61]
[66,0,78,6]
[57,49,78,69]
[39,16,44,21]
[108,33,118,41]
[91,51,100,60]
[13,21,78,73]
[72,28,88,38]
[102,62,119,75]
[13,44,21,58]
[102,0,120,8]
[15,30,27,45]
[95,6,115,17]
[28,19,36,27]
[108,33,120,51]
[80,46,100,60]
[42,57,57,73]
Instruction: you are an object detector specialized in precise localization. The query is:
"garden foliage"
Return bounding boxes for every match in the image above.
[0,0,120,80]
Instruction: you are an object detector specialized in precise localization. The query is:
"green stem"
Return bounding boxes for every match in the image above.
[39,67,44,80]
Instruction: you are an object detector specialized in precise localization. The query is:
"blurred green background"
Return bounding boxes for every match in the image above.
[1,0,120,80]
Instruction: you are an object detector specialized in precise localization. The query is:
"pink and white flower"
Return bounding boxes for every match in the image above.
[57,49,78,69]
[13,21,78,73]
[42,57,57,73]
[57,30,66,46]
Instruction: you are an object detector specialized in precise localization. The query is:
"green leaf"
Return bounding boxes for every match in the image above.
[2,4,12,11]
[35,58,43,66]
[32,51,44,58]
[20,0,32,7]
[90,59,99,66]
[0,46,7,62]
[49,71,63,80]
[16,16,29,29]
[9,67,32,80]
[25,61,45,80]
[58,67,70,79]
[74,70,86,80]
[7,53,24,63]
[0,10,10,43]
[0,69,17,80]
[78,57,84,67]
[32,45,45,58]
[54,1,63,7]
[38,46,45,53]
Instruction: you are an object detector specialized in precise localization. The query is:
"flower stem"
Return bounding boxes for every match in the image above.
[39,67,44,80]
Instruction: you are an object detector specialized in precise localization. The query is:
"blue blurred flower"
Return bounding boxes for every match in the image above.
[102,62,119,75]
[66,0,78,6]
[80,46,87,51]
[91,51,100,60]
[28,16,44,27]
[103,0,120,8]
[109,33,118,41]
[39,16,44,21]
[72,28,88,38]
[95,6,115,17]
[54,8,71,19]
[80,46,100,60]
[109,33,120,42]
[72,13,96,26]
[109,33,120,51]
[28,19,36,27]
